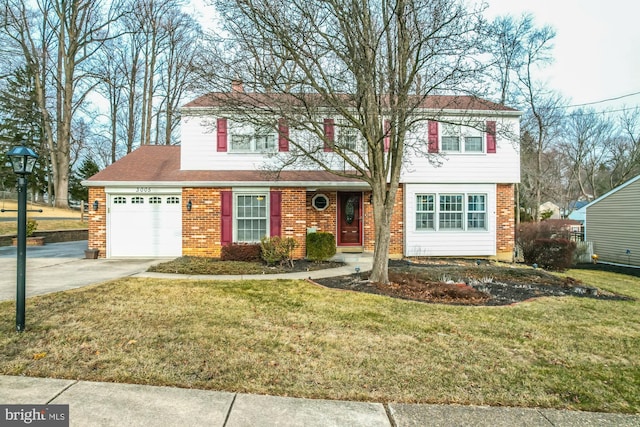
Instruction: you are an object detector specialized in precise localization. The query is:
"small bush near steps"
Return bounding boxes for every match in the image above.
[260,236,297,268]
[306,232,336,262]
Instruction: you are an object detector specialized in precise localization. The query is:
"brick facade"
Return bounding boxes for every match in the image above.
[87,187,107,258]
[89,183,514,260]
[280,188,307,259]
[495,183,515,261]
[362,186,404,257]
[182,187,229,257]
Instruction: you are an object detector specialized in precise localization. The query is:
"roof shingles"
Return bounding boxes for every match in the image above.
[87,145,363,184]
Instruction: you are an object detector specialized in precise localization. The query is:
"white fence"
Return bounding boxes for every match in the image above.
[574,241,594,264]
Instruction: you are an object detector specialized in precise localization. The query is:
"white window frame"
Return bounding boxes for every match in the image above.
[234,191,269,243]
[440,123,484,154]
[439,194,464,230]
[337,122,364,152]
[415,192,488,232]
[415,194,435,230]
[229,124,276,153]
[467,194,487,230]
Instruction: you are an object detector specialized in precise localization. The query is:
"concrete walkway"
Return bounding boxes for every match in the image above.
[1,376,638,426]
[1,242,639,425]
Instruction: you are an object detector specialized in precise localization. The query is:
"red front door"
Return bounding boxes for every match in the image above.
[338,193,362,246]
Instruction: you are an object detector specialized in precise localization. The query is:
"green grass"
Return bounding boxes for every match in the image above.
[0,268,638,413]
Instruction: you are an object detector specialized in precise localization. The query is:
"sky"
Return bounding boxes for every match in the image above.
[187,0,640,112]
[483,0,640,112]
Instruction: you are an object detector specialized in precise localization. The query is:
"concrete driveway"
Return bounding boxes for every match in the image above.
[0,241,163,302]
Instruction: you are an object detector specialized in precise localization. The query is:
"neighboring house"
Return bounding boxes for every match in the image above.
[84,88,521,260]
[567,200,589,223]
[583,175,640,266]
[539,201,561,220]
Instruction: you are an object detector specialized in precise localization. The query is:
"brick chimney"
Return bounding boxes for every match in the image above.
[231,79,244,93]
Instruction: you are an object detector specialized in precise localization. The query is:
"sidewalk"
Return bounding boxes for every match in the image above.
[135,253,374,282]
[2,375,638,426]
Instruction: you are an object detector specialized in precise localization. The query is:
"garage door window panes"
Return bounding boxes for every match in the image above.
[167,197,179,204]
[150,196,162,204]
[132,196,144,204]
[114,196,126,204]
[236,194,267,242]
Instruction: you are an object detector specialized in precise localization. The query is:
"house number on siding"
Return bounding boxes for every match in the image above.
[136,187,152,193]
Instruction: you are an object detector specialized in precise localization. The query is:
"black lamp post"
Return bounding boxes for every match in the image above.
[6,146,38,332]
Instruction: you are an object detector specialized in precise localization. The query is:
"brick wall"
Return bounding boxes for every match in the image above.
[281,188,307,259]
[363,186,404,257]
[182,187,229,257]
[87,187,106,258]
[496,183,515,261]
[306,191,337,236]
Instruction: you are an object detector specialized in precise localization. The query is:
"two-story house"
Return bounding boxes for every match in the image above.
[85,88,521,261]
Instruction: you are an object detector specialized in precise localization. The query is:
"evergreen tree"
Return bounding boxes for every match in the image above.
[0,66,48,200]
[69,158,100,203]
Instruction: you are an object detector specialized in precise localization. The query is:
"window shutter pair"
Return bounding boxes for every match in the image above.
[216,118,289,152]
[220,190,282,246]
[426,120,497,153]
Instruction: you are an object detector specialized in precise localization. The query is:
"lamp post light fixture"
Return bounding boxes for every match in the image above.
[6,146,38,332]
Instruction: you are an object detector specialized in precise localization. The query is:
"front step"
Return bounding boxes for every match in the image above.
[330,252,373,263]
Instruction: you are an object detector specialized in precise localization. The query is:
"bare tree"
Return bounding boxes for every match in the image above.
[2,0,121,207]
[514,20,559,221]
[487,13,540,106]
[157,8,201,145]
[608,108,640,186]
[205,0,487,283]
[560,108,614,200]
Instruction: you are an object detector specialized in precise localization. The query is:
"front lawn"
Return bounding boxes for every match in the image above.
[0,268,638,413]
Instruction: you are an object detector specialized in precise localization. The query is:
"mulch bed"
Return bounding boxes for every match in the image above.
[312,259,635,306]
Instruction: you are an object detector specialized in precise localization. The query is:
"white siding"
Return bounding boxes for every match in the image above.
[404,183,497,256]
[401,117,520,184]
[180,112,520,184]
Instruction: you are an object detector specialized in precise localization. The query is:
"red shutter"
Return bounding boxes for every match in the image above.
[384,120,391,152]
[486,120,496,153]
[220,191,232,246]
[278,118,289,152]
[217,118,227,152]
[428,121,439,153]
[270,191,282,237]
[323,118,334,152]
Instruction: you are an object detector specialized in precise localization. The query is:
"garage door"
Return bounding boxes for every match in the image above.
[108,194,182,257]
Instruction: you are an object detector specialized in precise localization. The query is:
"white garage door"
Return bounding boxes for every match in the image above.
[108,194,182,257]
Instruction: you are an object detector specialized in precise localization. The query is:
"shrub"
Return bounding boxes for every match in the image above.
[26,219,38,237]
[260,236,297,268]
[527,238,576,271]
[516,220,575,263]
[306,232,336,262]
[220,243,262,262]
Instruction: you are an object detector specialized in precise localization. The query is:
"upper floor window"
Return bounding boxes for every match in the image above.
[230,126,276,153]
[338,125,363,152]
[441,123,483,153]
